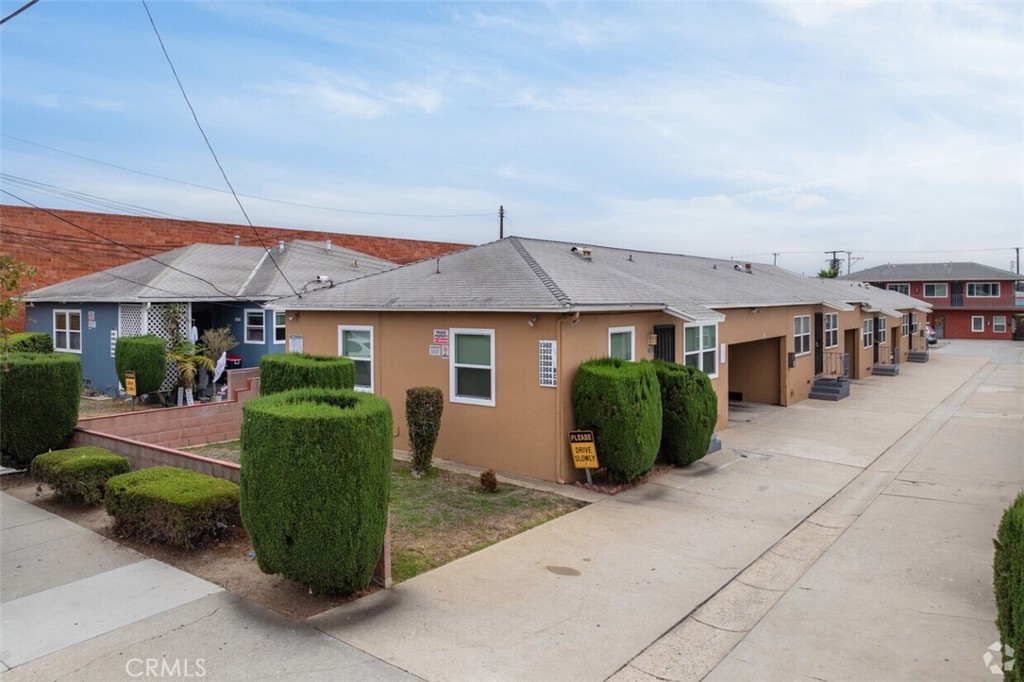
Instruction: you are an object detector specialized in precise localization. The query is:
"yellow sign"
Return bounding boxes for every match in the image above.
[569,430,599,469]
[125,371,137,397]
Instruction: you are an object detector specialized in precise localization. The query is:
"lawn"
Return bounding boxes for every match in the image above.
[182,441,585,582]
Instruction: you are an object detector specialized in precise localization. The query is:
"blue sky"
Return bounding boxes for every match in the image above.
[2,1,1022,276]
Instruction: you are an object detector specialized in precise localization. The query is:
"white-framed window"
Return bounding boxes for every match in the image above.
[273,311,286,344]
[994,316,1007,333]
[911,313,919,334]
[967,282,999,298]
[244,309,265,344]
[971,316,985,333]
[608,326,635,361]
[450,328,495,407]
[824,313,839,349]
[684,323,718,377]
[887,283,910,295]
[902,314,910,337]
[339,325,373,392]
[876,320,887,345]
[862,319,874,348]
[923,283,948,298]
[54,309,82,353]
[794,315,811,355]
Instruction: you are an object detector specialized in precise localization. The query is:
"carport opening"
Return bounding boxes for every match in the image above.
[727,338,782,420]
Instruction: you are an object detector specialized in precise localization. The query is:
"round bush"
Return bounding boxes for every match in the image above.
[572,358,662,482]
[651,360,719,467]
[31,446,129,504]
[240,387,392,594]
[114,335,167,395]
[0,352,81,468]
[259,353,355,395]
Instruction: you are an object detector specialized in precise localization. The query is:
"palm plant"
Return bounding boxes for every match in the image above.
[167,341,216,393]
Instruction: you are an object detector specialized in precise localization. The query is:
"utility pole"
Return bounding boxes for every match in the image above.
[845,251,863,275]
[825,250,843,274]
[1015,246,1020,275]
[499,205,506,239]
[772,252,779,266]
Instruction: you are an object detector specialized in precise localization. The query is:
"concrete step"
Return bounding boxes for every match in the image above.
[907,351,929,363]
[872,364,900,376]
[809,378,850,401]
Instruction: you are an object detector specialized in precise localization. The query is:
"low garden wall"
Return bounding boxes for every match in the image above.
[70,369,259,484]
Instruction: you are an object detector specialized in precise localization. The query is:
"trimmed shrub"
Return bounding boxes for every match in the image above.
[241,388,392,594]
[4,332,53,354]
[104,466,240,548]
[406,386,444,475]
[480,469,499,493]
[114,335,167,395]
[995,490,1024,682]
[651,360,719,467]
[31,447,129,504]
[0,352,81,469]
[572,358,662,482]
[259,353,355,395]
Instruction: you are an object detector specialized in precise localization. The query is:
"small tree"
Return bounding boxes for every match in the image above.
[406,387,444,476]
[0,256,36,364]
[817,268,839,279]
[200,326,237,362]
[167,341,215,392]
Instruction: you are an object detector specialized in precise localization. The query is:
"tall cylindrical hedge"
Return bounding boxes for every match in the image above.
[240,388,392,594]
[0,352,81,468]
[259,353,355,395]
[114,335,167,395]
[572,357,662,482]
[995,490,1024,682]
[651,360,719,467]
[406,386,444,474]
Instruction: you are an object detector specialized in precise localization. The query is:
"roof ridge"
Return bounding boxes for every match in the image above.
[508,237,573,307]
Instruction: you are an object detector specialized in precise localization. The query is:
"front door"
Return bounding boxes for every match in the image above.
[932,315,945,339]
[654,325,675,362]
[950,283,964,307]
[814,313,824,375]
[873,316,881,364]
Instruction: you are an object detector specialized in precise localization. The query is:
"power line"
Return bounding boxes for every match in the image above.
[139,0,298,298]
[2,134,496,219]
[0,0,39,25]
[0,173,189,220]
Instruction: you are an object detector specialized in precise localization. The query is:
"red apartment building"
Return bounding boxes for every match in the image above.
[843,262,1023,340]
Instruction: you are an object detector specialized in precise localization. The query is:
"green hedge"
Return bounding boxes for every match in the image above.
[995,490,1024,682]
[114,335,167,395]
[31,446,129,504]
[105,466,240,548]
[406,386,444,474]
[651,360,718,467]
[259,353,355,395]
[240,388,392,594]
[0,352,81,469]
[3,332,53,354]
[572,358,662,482]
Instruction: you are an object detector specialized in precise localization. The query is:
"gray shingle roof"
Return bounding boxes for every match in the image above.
[278,237,929,319]
[840,262,1022,283]
[25,241,394,303]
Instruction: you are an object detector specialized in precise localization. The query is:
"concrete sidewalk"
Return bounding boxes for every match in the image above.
[1,340,1019,681]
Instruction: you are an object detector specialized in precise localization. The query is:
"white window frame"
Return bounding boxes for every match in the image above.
[901,314,910,337]
[794,315,811,356]
[244,309,266,344]
[887,283,910,295]
[450,328,496,407]
[608,326,635,362]
[338,325,374,393]
[923,283,948,298]
[824,313,839,349]
[273,311,287,344]
[876,320,887,345]
[911,313,919,335]
[53,309,82,354]
[967,282,1000,298]
[683,322,719,378]
[971,316,985,333]
[994,316,1007,333]
[862,319,874,348]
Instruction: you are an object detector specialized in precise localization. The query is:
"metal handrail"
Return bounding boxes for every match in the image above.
[821,351,850,379]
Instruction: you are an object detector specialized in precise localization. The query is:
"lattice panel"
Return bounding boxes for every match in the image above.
[118,304,144,337]
[147,304,190,392]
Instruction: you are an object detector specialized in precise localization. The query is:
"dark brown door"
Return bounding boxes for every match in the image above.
[814,313,824,375]
[654,325,675,362]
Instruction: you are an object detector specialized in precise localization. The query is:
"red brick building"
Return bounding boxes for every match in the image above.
[0,205,469,331]
[842,262,1023,340]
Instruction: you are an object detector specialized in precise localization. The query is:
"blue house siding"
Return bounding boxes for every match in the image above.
[26,302,120,392]
[215,306,281,369]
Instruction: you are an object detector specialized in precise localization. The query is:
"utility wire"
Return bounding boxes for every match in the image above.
[2,134,495,219]
[0,0,38,25]
[0,173,189,220]
[139,0,298,298]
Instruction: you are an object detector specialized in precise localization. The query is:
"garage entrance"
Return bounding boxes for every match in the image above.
[727,337,782,405]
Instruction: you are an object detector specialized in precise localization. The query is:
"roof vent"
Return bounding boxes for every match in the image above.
[326,240,332,251]
[745,263,753,273]
[570,246,593,261]
[734,264,742,271]
[278,240,285,253]
[233,234,240,246]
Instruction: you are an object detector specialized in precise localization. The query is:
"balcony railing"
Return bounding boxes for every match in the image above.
[910,333,929,353]
[821,352,850,380]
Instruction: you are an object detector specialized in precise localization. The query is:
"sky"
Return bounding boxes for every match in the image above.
[1,1,1022,277]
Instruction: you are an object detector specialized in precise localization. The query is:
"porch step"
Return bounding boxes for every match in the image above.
[907,351,929,363]
[809,378,850,401]
[872,364,900,376]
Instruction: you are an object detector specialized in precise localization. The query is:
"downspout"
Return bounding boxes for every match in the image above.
[554,310,580,484]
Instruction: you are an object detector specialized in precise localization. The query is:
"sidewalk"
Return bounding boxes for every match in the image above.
[1,340,1019,681]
